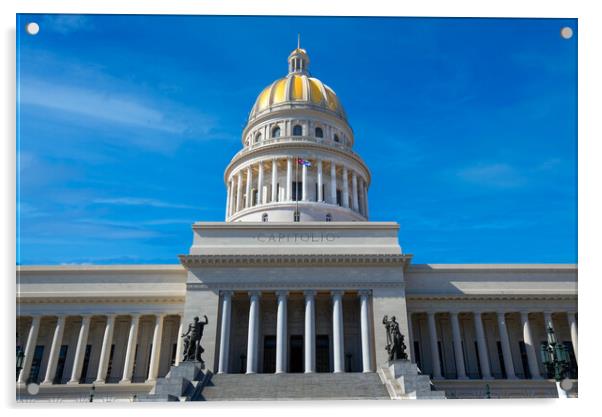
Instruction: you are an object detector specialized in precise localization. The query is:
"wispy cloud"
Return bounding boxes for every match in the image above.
[40,15,93,35]
[456,163,527,189]
[92,197,195,209]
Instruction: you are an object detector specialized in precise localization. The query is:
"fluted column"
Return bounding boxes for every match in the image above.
[342,167,349,208]
[286,158,293,201]
[225,180,232,219]
[68,315,92,384]
[18,316,41,384]
[332,291,345,373]
[304,291,316,373]
[358,290,373,372]
[120,314,140,383]
[246,292,261,374]
[174,314,184,366]
[358,177,365,215]
[95,315,117,383]
[567,312,578,363]
[218,291,232,374]
[42,316,66,385]
[449,312,467,379]
[257,162,264,204]
[146,314,165,382]
[271,159,278,202]
[427,312,442,379]
[407,312,415,362]
[330,161,337,204]
[363,183,369,218]
[276,291,289,373]
[473,312,492,379]
[245,166,253,208]
[496,312,517,379]
[351,172,359,211]
[228,178,235,217]
[317,160,323,202]
[301,162,308,201]
[520,312,542,379]
[235,172,243,212]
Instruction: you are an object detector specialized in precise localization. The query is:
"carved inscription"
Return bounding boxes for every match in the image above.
[255,232,337,243]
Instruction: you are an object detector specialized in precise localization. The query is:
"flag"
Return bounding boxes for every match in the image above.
[297,158,312,167]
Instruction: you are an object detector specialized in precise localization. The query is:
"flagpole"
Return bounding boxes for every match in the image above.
[295,155,299,220]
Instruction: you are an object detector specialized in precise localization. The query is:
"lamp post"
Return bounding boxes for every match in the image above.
[540,325,570,398]
[16,348,25,381]
[89,384,96,402]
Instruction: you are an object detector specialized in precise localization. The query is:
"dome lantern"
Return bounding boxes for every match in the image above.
[288,34,310,75]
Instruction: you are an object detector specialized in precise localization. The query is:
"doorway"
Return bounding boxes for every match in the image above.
[316,335,330,372]
[289,335,303,373]
[263,336,276,373]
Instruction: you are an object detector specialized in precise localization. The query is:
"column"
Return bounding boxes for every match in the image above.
[120,314,140,383]
[407,312,415,362]
[218,291,232,374]
[225,181,232,219]
[228,178,235,217]
[449,312,467,379]
[363,183,370,218]
[42,316,66,384]
[301,162,308,201]
[257,162,264,204]
[174,314,184,366]
[235,172,243,212]
[496,312,517,379]
[342,167,349,208]
[68,315,92,384]
[286,158,293,201]
[246,292,261,374]
[520,312,542,379]
[358,177,365,215]
[332,291,345,373]
[358,290,373,372]
[330,161,337,204]
[351,172,359,211]
[543,311,555,333]
[567,312,578,363]
[18,316,41,384]
[271,159,278,203]
[95,315,116,383]
[146,314,165,382]
[473,312,492,379]
[304,291,316,373]
[427,312,442,379]
[276,291,289,374]
[317,160,323,202]
[245,166,253,208]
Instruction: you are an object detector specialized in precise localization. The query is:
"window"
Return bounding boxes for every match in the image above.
[54,345,69,384]
[107,344,115,381]
[170,343,177,366]
[334,134,340,143]
[315,127,323,138]
[518,341,531,379]
[292,181,302,201]
[262,213,268,222]
[496,341,507,379]
[272,126,281,138]
[293,210,300,222]
[293,124,303,136]
[29,345,45,383]
[336,189,342,206]
[79,344,92,383]
[325,213,332,222]
[254,132,262,143]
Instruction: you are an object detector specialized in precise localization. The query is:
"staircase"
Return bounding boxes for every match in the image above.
[377,360,446,399]
[198,372,390,401]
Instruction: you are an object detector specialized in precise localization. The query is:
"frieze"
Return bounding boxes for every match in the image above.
[186,281,405,290]
[254,231,337,243]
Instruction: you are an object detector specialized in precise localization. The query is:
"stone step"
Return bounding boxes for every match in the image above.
[198,373,390,401]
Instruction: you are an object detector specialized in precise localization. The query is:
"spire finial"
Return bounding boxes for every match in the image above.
[297,33,301,50]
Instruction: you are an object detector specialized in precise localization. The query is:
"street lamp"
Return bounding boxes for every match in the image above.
[16,348,25,381]
[540,325,571,398]
[89,384,96,403]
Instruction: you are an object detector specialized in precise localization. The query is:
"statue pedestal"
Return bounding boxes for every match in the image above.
[136,361,208,402]
[378,360,446,400]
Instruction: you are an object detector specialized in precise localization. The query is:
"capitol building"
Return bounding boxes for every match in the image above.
[16,45,578,401]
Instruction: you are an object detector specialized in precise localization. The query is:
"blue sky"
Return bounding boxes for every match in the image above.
[16,15,577,265]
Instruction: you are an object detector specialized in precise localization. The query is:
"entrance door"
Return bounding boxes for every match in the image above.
[316,335,330,372]
[263,336,276,373]
[289,335,303,373]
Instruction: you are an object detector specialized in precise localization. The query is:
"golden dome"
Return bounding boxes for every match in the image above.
[249,47,347,121]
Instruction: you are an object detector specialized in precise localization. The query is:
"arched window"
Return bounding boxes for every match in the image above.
[254,132,262,143]
[293,125,303,136]
[325,213,332,222]
[334,134,340,143]
[315,127,323,138]
[262,213,268,222]
[272,126,281,138]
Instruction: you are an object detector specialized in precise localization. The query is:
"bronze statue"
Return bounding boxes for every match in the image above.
[382,315,408,361]
[181,315,209,364]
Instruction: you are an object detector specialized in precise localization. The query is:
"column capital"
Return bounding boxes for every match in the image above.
[248,291,262,299]
[129,313,142,321]
[357,289,371,297]
[276,290,290,299]
[331,290,344,298]
[303,290,317,299]
[221,290,233,297]
[566,311,577,317]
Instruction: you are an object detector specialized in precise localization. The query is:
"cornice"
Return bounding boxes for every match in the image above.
[179,253,412,268]
[187,281,405,290]
[406,294,577,302]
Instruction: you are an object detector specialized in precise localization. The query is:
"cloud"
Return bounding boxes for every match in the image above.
[92,197,195,209]
[455,163,527,188]
[40,15,93,35]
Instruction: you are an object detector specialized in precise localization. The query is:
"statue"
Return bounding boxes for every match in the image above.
[382,315,408,361]
[181,315,209,364]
